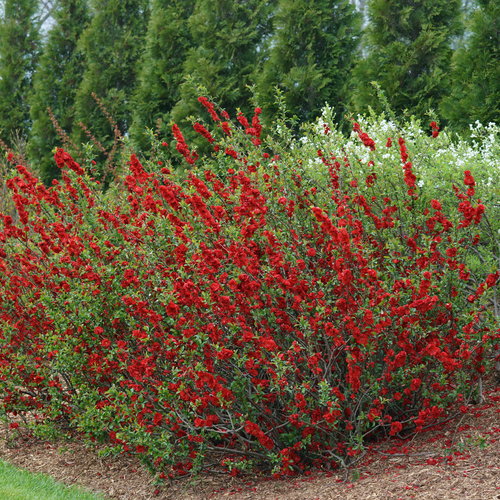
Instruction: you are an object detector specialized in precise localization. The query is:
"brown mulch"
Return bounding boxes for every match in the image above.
[1,383,499,500]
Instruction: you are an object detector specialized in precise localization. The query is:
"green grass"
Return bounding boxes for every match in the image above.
[0,460,106,500]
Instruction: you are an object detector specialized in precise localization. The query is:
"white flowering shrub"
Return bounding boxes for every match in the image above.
[293,108,499,316]
[302,109,499,204]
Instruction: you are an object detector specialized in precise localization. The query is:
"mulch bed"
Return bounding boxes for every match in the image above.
[0,381,498,500]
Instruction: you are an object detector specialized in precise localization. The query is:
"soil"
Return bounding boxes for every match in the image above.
[1,382,498,500]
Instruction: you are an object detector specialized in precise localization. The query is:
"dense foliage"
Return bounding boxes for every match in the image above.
[0,100,498,478]
[28,0,90,184]
[0,0,40,143]
[171,0,275,130]
[0,1,498,182]
[350,0,462,117]
[440,0,500,133]
[129,0,194,153]
[255,0,361,125]
[72,0,149,162]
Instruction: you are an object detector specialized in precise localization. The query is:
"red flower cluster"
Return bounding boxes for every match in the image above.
[0,101,496,479]
[198,96,220,122]
[430,121,440,138]
[193,122,216,144]
[353,122,376,150]
[172,124,198,164]
[236,108,263,145]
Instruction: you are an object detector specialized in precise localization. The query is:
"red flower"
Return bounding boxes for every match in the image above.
[463,171,475,187]
[393,351,407,368]
[353,123,376,150]
[259,337,278,351]
[101,338,111,349]
[193,122,215,143]
[198,96,220,122]
[172,124,197,164]
[217,348,234,360]
[220,121,232,136]
[245,421,261,435]
[389,421,403,436]
[347,362,361,392]
[132,329,147,340]
[410,378,422,391]
[225,148,238,159]
[398,137,408,163]
[54,148,85,175]
[446,247,457,257]
[485,272,499,288]
[430,199,442,211]
[165,301,180,317]
[237,112,250,128]
[430,121,440,138]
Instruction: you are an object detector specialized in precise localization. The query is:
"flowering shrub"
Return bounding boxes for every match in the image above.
[0,100,498,478]
[299,109,500,316]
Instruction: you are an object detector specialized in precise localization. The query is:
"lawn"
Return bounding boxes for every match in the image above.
[0,459,105,500]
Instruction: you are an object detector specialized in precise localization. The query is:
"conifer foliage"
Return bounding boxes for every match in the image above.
[255,0,361,125]
[0,0,40,145]
[441,0,500,131]
[172,0,275,127]
[73,0,149,155]
[0,0,498,184]
[28,0,90,183]
[130,0,194,153]
[350,0,462,118]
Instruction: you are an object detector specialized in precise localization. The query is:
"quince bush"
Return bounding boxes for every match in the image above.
[0,99,498,477]
[299,109,500,297]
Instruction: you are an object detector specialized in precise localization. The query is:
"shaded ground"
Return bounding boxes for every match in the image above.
[0,382,498,500]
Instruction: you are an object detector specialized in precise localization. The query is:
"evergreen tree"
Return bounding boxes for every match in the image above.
[441,0,499,131]
[130,0,194,153]
[350,0,462,118]
[0,0,40,145]
[28,0,90,183]
[73,0,149,160]
[255,0,361,125]
[172,0,275,127]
